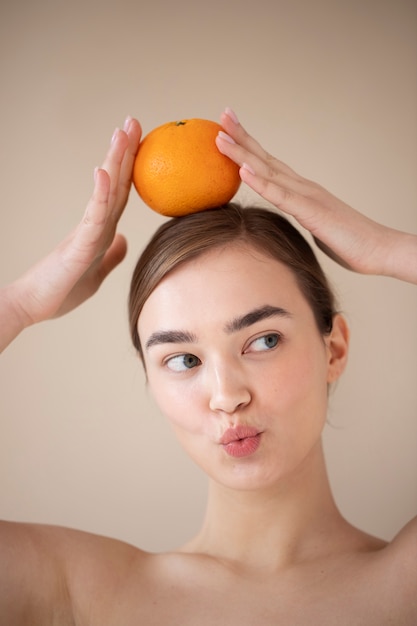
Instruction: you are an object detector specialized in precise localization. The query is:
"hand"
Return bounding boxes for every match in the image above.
[216,108,417,284]
[1,117,142,352]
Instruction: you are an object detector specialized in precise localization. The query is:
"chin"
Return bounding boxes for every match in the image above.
[210,460,286,492]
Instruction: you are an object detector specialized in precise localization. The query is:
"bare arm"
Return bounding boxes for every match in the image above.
[216,108,417,285]
[0,117,142,353]
[0,118,142,620]
[0,521,143,625]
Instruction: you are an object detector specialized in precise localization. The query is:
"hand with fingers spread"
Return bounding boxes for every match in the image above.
[0,117,142,353]
[216,108,417,285]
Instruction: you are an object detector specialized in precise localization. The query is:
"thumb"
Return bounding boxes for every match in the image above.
[98,234,128,281]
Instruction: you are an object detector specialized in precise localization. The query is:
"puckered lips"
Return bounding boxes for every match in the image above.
[220,425,262,458]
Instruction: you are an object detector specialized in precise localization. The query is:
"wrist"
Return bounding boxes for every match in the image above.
[0,281,32,353]
[379,228,417,285]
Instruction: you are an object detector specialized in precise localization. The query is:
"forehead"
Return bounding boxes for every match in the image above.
[138,243,311,333]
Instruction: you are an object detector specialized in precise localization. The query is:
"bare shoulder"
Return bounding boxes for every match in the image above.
[385,515,417,575]
[370,516,417,615]
[0,519,148,625]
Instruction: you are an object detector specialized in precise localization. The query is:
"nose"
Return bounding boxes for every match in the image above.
[207,359,252,414]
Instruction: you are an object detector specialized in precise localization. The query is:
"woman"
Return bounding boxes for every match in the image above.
[1,111,416,623]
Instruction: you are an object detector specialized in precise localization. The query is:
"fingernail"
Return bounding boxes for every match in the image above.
[242,162,255,175]
[218,130,236,144]
[225,107,239,124]
[94,166,99,182]
[123,115,132,132]
[111,127,120,144]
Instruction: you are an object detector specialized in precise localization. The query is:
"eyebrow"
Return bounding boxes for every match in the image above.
[144,305,291,351]
[145,330,197,350]
[224,305,292,333]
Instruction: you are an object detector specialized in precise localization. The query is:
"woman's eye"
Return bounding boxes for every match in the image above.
[248,333,281,353]
[166,353,201,372]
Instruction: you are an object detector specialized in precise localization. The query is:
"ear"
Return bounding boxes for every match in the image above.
[326,314,349,383]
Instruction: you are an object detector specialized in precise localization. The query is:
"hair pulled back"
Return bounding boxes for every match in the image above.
[129,204,337,361]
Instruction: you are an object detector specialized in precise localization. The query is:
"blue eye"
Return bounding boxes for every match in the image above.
[166,353,201,372]
[249,333,280,352]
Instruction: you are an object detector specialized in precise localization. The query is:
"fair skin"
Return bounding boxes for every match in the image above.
[0,118,140,354]
[216,108,417,286]
[139,245,345,494]
[0,110,416,624]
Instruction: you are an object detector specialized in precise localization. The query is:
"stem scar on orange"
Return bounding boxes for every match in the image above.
[132,119,241,217]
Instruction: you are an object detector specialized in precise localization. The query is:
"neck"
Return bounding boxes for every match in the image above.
[182,441,348,572]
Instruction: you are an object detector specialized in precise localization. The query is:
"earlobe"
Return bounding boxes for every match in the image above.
[326,314,350,383]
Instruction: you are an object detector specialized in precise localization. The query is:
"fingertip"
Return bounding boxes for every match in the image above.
[224,106,239,125]
[123,116,141,137]
[101,234,128,275]
[110,127,130,154]
[111,127,121,145]
[123,115,133,132]
[113,233,128,262]
[128,119,142,152]
[94,166,108,181]
[93,167,110,196]
[217,130,236,145]
[241,162,256,176]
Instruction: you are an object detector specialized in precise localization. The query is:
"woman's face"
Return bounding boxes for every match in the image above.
[138,244,347,491]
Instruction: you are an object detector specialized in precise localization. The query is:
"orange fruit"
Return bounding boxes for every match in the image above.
[132,118,241,216]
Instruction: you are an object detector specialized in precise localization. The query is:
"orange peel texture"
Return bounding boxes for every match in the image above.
[133,119,241,217]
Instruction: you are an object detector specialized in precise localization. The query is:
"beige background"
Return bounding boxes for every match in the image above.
[0,0,416,552]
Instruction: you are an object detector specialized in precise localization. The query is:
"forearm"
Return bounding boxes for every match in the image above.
[381,228,417,285]
[0,281,31,354]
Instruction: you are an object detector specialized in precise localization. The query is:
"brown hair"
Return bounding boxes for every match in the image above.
[129,204,337,361]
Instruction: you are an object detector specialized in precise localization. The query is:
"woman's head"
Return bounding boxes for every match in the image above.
[129,204,337,361]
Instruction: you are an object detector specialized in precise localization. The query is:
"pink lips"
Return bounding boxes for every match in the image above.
[220,425,262,458]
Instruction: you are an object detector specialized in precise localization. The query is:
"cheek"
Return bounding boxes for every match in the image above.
[264,347,329,427]
[148,375,203,435]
